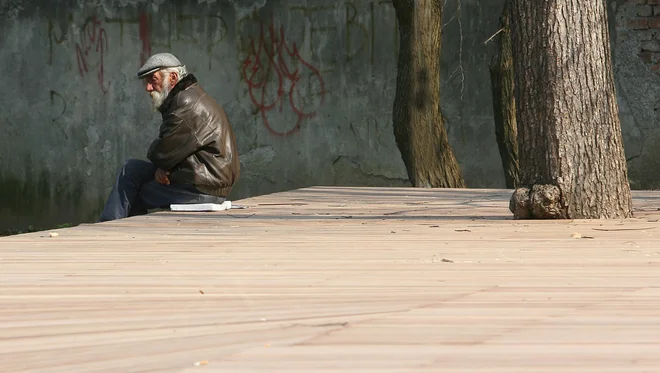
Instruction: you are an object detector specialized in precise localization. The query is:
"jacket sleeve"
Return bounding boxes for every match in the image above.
[147,113,201,171]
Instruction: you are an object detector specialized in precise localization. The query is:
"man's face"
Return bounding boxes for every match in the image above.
[145,71,165,94]
[145,71,177,110]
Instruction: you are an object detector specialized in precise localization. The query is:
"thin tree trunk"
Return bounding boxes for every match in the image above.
[392,0,465,188]
[509,0,632,219]
[489,0,519,189]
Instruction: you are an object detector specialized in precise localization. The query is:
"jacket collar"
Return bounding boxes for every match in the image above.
[158,74,198,114]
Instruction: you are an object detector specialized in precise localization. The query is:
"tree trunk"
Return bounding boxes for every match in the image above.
[509,0,633,219]
[392,0,465,188]
[489,0,519,189]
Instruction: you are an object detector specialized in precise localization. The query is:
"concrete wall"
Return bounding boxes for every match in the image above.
[0,0,657,231]
[612,0,660,189]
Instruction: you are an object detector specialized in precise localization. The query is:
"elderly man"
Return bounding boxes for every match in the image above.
[100,53,240,221]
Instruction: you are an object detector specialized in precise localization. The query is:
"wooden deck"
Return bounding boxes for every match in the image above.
[2,187,660,372]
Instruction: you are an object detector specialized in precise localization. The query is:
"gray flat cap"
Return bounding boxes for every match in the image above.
[137,53,183,79]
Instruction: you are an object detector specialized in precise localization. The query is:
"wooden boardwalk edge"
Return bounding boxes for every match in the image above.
[2,187,660,372]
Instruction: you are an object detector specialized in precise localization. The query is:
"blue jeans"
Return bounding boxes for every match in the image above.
[99,159,225,222]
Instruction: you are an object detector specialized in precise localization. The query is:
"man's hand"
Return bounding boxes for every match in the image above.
[155,168,170,185]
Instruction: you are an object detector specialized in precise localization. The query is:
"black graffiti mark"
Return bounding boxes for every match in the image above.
[50,90,68,140]
[48,17,68,66]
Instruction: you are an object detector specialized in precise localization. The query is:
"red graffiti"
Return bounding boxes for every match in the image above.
[242,21,326,137]
[139,12,152,66]
[75,16,109,93]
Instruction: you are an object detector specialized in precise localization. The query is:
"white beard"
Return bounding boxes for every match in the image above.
[150,78,172,110]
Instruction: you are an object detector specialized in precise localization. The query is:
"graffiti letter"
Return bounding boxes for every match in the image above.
[75,16,110,94]
[242,20,326,137]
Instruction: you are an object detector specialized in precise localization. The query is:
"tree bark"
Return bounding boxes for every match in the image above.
[489,0,520,189]
[509,0,633,219]
[392,0,465,188]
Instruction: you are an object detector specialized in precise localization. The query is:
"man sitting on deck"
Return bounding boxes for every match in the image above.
[100,53,240,221]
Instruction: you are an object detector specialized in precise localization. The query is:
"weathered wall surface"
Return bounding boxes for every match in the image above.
[0,0,658,231]
[612,0,660,189]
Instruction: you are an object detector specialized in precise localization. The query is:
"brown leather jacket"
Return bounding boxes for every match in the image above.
[147,74,240,197]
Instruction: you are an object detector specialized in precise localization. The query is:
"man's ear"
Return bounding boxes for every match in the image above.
[169,72,179,86]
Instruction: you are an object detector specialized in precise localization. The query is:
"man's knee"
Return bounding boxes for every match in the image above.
[120,159,156,181]
[122,158,150,171]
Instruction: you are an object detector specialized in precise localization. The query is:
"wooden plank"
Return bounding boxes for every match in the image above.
[1,187,660,372]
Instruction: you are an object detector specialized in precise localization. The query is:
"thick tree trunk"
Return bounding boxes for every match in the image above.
[489,1,519,189]
[392,0,465,188]
[509,0,633,219]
